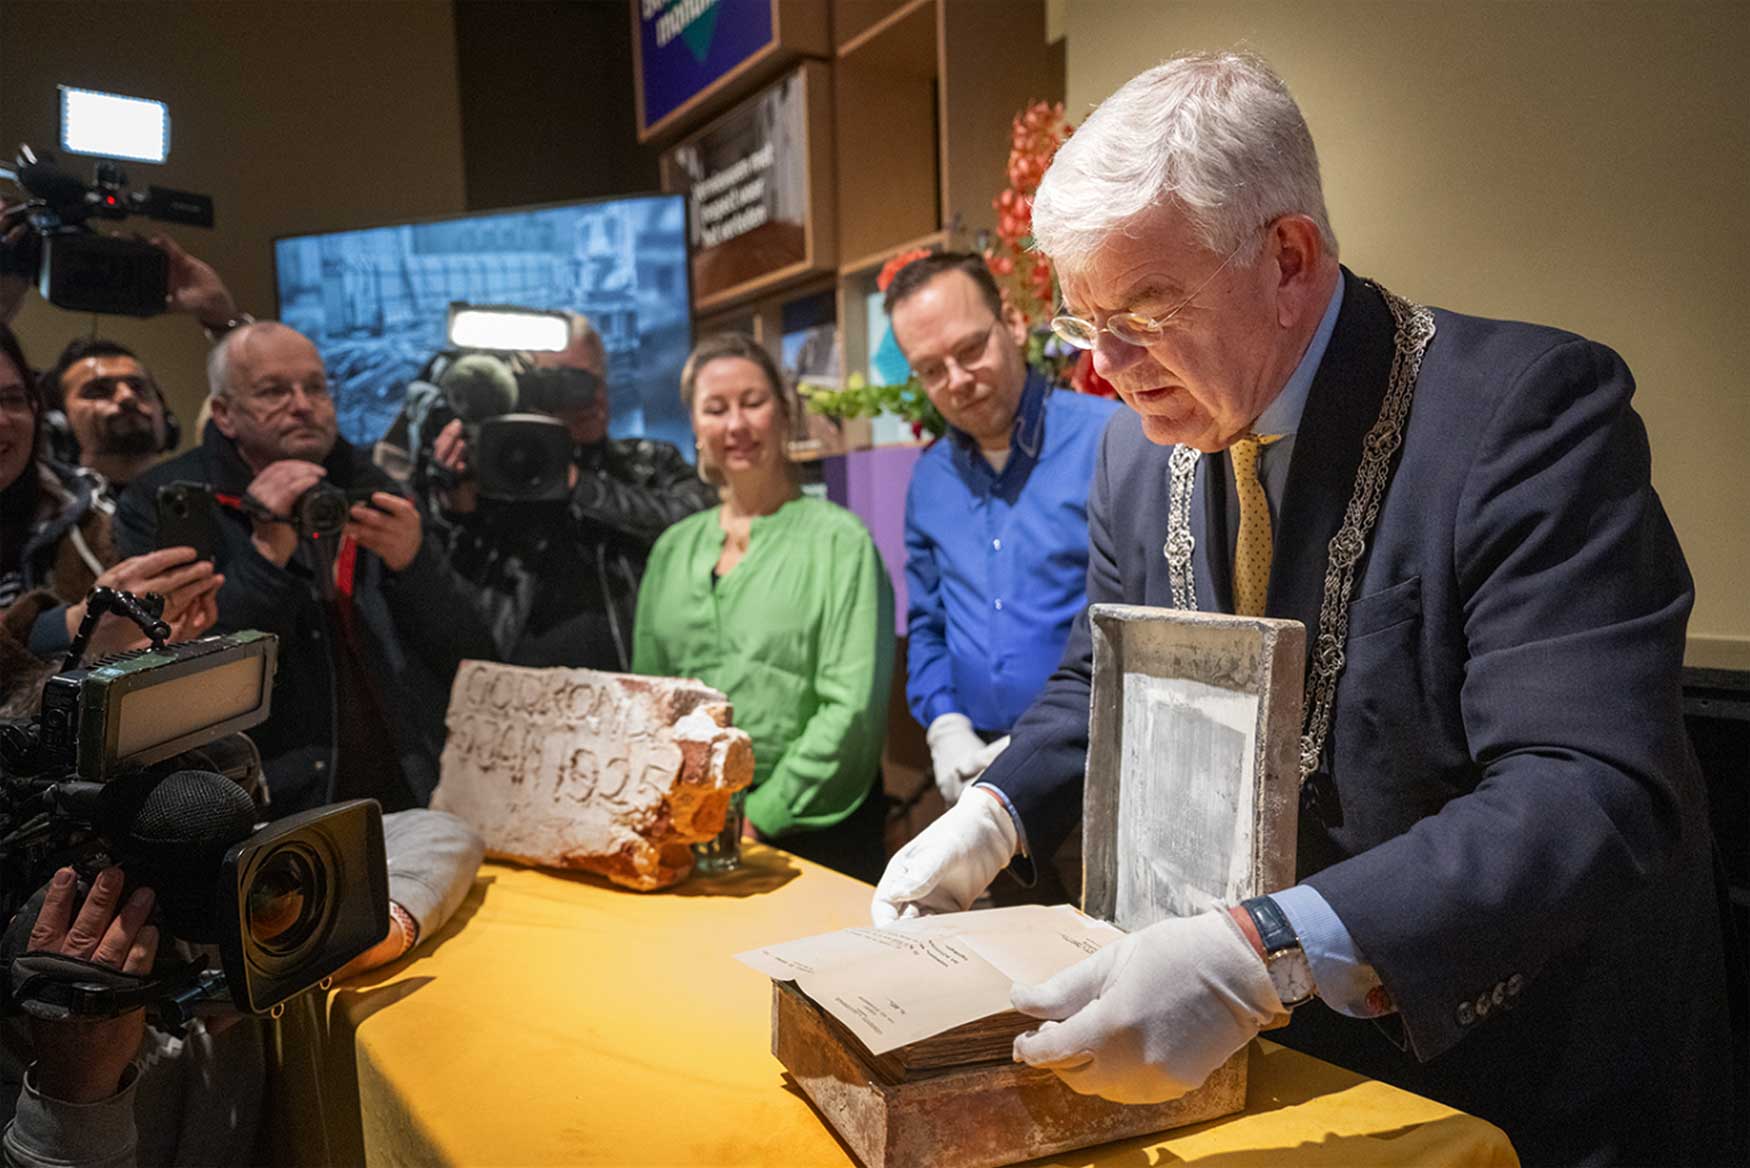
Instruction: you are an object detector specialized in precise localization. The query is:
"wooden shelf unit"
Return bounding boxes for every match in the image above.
[832,0,929,57]
[668,0,1057,451]
[833,0,1055,254]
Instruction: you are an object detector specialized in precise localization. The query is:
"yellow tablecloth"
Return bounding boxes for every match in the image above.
[282,848,1517,1167]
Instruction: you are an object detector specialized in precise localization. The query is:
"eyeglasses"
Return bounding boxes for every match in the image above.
[1050,231,1254,351]
[912,321,999,392]
[244,378,330,413]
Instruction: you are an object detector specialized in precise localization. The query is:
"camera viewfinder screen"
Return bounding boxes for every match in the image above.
[273,195,692,453]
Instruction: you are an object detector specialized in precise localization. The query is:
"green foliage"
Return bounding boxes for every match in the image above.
[798,372,947,440]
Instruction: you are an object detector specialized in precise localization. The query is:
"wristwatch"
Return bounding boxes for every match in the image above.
[1239,896,1317,1008]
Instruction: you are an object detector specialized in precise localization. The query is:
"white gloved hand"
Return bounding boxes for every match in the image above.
[871,787,1018,926]
[1010,910,1284,1104]
[927,712,988,804]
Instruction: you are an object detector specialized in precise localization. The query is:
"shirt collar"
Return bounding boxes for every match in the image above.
[951,368,1048,480]
[1253,270,1345,438]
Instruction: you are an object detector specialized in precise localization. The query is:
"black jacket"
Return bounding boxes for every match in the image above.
[428,436,716,670]
[115,425,496,813]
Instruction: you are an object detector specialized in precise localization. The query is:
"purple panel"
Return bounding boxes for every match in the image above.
[823,446,926,634]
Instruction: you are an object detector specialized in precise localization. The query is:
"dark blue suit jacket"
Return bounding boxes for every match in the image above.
[982,273,1731,1164]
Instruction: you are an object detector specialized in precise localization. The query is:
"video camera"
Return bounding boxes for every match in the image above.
[414,304,599,502]
[0,89,214,317]
[0,592,386,1025]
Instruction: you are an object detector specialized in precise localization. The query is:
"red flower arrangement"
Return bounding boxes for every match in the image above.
[984,100,1073,331]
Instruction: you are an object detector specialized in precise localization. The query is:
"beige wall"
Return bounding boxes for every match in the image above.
[0,0,467,462]
[1063,1,1749,661]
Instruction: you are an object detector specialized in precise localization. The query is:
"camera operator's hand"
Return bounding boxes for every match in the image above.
[245,459,328,567]
[150,234,240,328]
[66,547,224,655]
[346,491,423,573]
[432,418,478,514]
[25,866,158,1103]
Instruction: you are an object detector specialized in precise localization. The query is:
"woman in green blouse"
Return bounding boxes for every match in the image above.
[633,334,895,881]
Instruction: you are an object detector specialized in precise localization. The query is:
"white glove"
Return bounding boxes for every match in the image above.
[871,787,1018,926]
[1010,910,1284,1104]
[927,713,988,804]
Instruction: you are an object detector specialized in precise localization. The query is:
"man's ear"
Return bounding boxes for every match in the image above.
[208,394,238,440]
[1004,301,1030,349]
[1270,215,1327,328]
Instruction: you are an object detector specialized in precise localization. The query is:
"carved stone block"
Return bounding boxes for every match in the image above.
[431,661,754,891]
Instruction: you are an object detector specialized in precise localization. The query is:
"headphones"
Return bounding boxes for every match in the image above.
[158,385,183,452]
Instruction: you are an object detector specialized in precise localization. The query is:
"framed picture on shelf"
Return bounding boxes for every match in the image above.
[661,61,836,313]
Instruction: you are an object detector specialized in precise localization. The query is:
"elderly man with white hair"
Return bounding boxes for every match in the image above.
[871,51,1732,1165]
[114,321,494,815]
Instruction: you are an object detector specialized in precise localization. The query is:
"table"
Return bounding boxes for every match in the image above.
[279,848,1518,1167]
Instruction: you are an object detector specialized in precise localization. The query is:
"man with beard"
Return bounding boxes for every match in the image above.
[40,339,176,489]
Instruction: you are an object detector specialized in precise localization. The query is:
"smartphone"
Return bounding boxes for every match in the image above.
[155,481,221,561]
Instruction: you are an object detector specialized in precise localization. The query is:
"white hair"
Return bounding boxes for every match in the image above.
[206,320,291,398]
[1032,51,1338,274]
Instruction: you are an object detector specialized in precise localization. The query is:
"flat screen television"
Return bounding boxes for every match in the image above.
[273,194,692,453]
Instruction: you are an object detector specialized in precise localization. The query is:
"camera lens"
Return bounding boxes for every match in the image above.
[496,437,553,491]
[245,845,325,955]
[297,485,350,538]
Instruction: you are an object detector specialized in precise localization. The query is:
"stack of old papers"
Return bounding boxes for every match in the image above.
[737,905,1124,1080]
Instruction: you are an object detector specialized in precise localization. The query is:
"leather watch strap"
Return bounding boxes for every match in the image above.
[1241,895,1299,954]
[1240,895,1316,1008]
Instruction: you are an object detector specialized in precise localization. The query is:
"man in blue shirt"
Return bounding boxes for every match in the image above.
[887,253,1120,806]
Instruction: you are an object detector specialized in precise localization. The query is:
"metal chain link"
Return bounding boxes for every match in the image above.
[1296,285,1435,783]
[1165,444,1202,611]
[1156,282,1436,787]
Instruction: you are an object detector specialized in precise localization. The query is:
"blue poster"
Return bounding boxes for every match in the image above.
[638,0,775,132]
[273,195,692,453]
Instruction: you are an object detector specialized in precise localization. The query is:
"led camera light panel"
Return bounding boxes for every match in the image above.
[60,87,170,164]
[273,195,692,453]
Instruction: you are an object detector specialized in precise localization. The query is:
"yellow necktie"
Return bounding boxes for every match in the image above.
[1231,433,1283,616]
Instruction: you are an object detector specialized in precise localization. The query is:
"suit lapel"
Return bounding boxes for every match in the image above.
[1267,271,1400,675]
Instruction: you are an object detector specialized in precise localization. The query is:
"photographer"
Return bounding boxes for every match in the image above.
[2,808,485,1168]
[424,313,716,669]
[0,324,220,715]
[114,321,495,815]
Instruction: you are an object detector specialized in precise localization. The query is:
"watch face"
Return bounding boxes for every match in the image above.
[1268,950,1317,1007]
